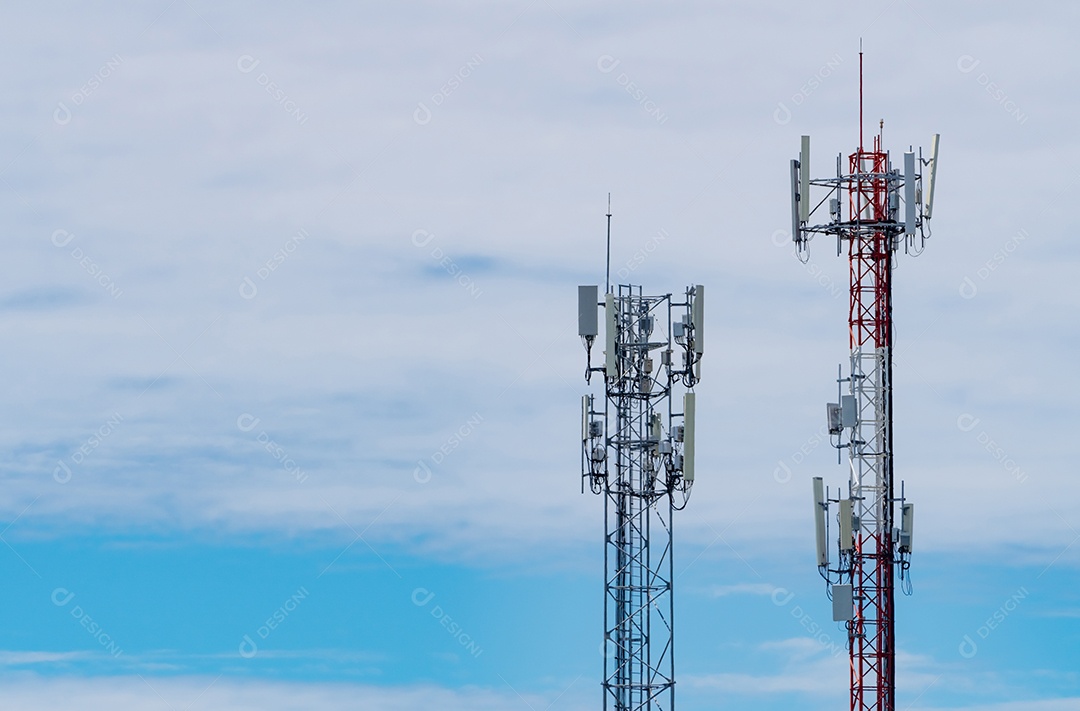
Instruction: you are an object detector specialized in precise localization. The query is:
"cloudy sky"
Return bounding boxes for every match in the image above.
[0,1,1076,709]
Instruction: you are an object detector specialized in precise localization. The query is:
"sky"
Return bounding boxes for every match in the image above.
[0,1,1077,709]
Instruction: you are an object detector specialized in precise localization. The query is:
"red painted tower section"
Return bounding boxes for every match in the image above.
[847,131,896,711]
[792,48,935,711]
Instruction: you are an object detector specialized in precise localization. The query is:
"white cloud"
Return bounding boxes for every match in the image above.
[705,582,779,597]
[682,639,1045,708]
[0,675,591,711]
[684,637,846,694]
[908,695,1080,711]
[0,0,1073,574]
[0,651,89,665]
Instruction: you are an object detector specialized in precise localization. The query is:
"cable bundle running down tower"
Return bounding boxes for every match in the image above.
[578,226,703,711]
[789,53,940,711]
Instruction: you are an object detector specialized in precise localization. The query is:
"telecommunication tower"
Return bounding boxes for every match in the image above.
[789,52,939,711]
[578,208,704,711]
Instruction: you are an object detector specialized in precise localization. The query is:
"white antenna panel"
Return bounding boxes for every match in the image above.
[925,134,940,219]
[790,159,801,243]
[578,285,598,337]
[581,395,589,442]
[903,152,916,235]
[827,402,842,435]
[840,394,857,428]
[605,293,617,377]
[799,135,811,223]
[813,477,828,567]
[839,498,854,551]
[832,584,854,621]
[899,503,914,553]
[692,285,704,355]
[683,392,696,482]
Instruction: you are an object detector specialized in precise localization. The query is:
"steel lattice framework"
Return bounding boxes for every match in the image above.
[580,280,702,711]
[790,53,938,711]
[845,138,897,711]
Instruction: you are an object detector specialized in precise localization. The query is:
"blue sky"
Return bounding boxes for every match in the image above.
[0,1,1076,708]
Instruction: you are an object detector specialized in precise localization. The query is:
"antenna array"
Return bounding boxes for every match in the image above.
[579,225,704,711]
[789,54,940,711]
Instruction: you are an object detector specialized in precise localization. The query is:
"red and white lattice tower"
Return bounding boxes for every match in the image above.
[791,52,939,711]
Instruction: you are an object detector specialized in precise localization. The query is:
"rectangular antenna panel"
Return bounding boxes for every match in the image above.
[925,134,940,219]
[839,498,853,551]
[840,394,857,428]
[903,152,917,235]
[799,135,811,222]
[900,503,914,553]
[692,285,704,355]
[683,392,696,482]
[832,584,854,621]
[827,402,842,435]
[581,395,589,442]
[790,159,801,242]
[813,477,828,567]
[578,285,598,337]
[605,293,617,377]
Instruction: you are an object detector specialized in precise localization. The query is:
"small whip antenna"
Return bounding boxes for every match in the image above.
[605,193,612,294]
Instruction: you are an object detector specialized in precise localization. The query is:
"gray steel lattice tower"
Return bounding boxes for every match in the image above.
[579,274,703,711]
